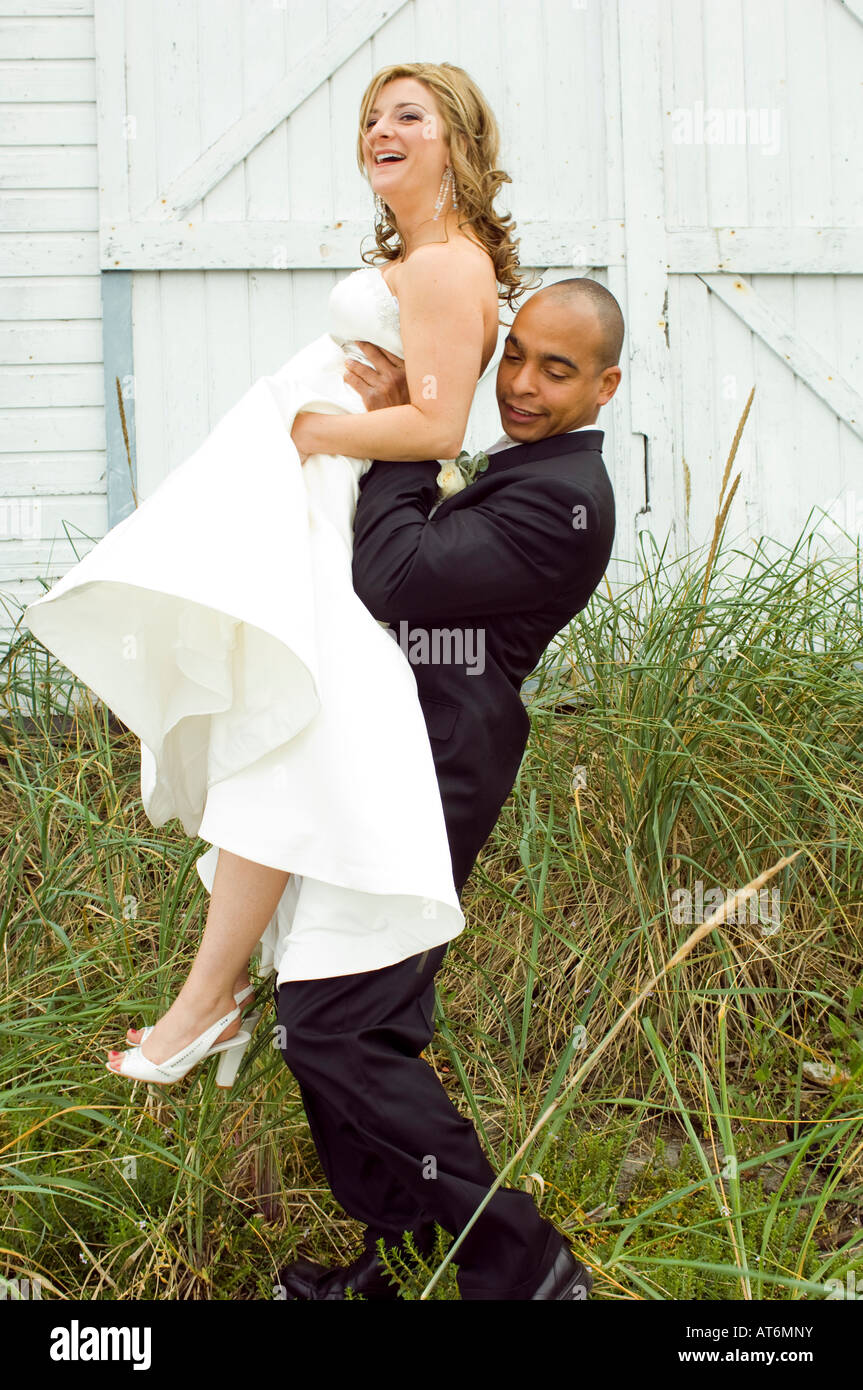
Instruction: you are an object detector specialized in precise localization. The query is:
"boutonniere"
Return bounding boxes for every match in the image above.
[436,449,490,501]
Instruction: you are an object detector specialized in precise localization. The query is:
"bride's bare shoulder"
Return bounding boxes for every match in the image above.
[395,237,497,298]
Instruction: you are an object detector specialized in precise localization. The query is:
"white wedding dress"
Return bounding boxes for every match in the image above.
[23,267,466,982]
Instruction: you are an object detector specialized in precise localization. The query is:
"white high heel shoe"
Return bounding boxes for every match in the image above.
[128,984,260,1048]
[106,1001,252,1088]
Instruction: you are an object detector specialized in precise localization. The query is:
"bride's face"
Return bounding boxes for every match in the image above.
[362,78,450,208]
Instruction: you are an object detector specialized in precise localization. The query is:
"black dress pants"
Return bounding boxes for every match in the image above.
[274,942,563,1299]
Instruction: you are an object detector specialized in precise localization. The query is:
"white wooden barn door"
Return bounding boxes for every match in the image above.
[94,0,863,583]
[92,0,634,563]
[614,0,863,565]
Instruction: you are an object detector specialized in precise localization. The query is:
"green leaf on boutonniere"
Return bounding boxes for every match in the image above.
[454,449,490,485]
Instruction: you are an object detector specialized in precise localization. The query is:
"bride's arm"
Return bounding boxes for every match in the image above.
[291,246,485,463]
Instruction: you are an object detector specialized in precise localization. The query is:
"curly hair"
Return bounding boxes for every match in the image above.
[355,62,534,311]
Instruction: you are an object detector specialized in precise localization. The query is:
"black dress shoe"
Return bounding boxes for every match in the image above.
[527,1240,593,1300]
[277,1225,437,1302]
[277,1245,401,1301]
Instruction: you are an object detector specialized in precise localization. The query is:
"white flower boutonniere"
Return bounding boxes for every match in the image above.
[435,449,490,502]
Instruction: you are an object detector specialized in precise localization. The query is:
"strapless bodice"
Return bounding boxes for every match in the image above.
[328,266,403,360]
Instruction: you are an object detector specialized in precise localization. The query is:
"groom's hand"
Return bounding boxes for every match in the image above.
[344,343,409,411]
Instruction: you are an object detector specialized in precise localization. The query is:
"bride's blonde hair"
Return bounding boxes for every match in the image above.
[356,62,533,310]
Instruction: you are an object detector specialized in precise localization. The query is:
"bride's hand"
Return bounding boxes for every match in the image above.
[291,412,315,464]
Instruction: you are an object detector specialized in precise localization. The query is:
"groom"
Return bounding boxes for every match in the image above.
[275,277,622,1300]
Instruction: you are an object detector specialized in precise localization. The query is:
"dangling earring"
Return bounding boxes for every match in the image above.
[374,192,387,228]
[433,165,457,221]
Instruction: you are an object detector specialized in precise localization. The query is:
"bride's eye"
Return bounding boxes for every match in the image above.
[365,112,420,129]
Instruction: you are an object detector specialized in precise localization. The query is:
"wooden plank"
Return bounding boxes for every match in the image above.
[243,0,292,232]
[135,0,411,225]
[0,145,97,187]
[599,0,640,586]
[154,0,202,224]
[0,57,95,102]
[124,0,157,220]
[667,227,863,272]
[668,273,713,549]
[0,102,95,144]
[98,219,863,274]
[0,1,92,13]
[788,270,845,536]
[99,270,136,526]
[0,364,102,409]
[834,273,863,541]
[702,0,749,227]
[707,261,761,541]
[0,531,110,579]
[286,1,332,225]
[327,37,374,228]
[741,0,788,230]
[369,0,415,66]
[0,15,93,59]
[205,270,254,435]
[100,218,625,269]
[158,267,208,500]
[0,321,101,365]
[618,0,676,548]
[128,269,166,502]
[553,0,607,227]
[2,190,98,231]
[0,405,103,452]
[747,273,799,548]
[829,0,863,226]
[1,232,97,275]
[786,0,833,227]
[499,0,549,224]
[94,0,129,228]
[698,272,863,440]
[0,276,101,320]
[665,0,708,229]
[0,452,106,494]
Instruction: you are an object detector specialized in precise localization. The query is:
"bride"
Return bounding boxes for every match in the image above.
[24,61,527,1086]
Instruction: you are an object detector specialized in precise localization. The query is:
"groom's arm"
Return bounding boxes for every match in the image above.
[348,344,609,625]
[352,457,604,625]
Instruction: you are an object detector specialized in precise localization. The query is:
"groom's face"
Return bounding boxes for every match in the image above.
[495,293,622,444]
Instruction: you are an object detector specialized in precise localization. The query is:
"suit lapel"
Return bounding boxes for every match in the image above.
[484,429,605,474]
[432,429,605,521]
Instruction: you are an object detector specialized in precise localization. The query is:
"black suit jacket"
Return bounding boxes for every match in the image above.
[351,428,615,895]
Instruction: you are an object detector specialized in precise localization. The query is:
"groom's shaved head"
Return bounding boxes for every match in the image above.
[538,279,625,371]
[495,276,624,442]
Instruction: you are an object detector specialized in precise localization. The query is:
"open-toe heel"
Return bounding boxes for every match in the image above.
[107,1003,250,1087]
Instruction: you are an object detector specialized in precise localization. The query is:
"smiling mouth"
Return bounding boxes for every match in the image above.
[504,402,543,420]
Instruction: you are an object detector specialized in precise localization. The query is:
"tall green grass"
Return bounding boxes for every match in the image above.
[1,417,861,1300]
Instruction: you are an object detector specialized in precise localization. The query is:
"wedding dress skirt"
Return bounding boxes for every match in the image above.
[23,267,466,981]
